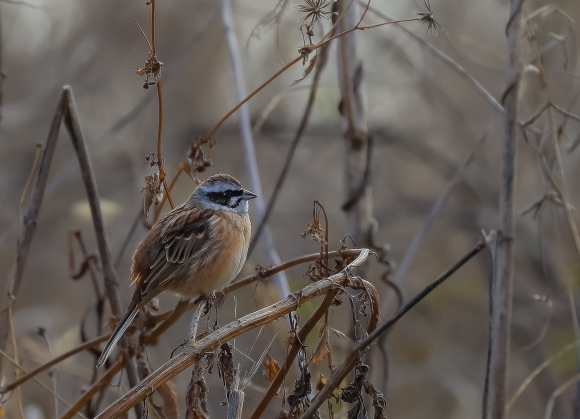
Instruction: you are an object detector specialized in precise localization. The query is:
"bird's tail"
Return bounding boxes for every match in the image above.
[96,299,142,369]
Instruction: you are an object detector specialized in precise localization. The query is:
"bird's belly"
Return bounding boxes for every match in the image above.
[175,227,249,298]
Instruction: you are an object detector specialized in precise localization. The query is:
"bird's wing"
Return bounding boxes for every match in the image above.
[131,206,214,297]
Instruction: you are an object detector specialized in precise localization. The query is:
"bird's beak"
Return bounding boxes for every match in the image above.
[242,190,257,200]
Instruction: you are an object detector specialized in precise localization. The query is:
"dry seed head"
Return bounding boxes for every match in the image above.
[417,0,446,34]
[296,0,337,24]
[142,171,164,215]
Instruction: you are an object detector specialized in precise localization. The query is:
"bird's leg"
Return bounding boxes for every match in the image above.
[200,291,217,315]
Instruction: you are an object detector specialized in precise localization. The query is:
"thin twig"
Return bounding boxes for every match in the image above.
[0,92,66,372]
[61,86,143,418]
[247,20,333,258]
[545,373,580,419]
[249,278,380,419]
[1,334,110,393]
[337,0,373,248]
[508,339,580,411]
[490,2,524,418]
[60,361,125,419]
[302,240,486,418]
[94,249,370,417]
[0,348,84,418]
[383,128,488,313]
[38,327,60,418]
[221,0,290,300]
[360,1,504,113]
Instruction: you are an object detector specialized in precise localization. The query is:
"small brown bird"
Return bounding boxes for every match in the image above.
[97,174,256,368]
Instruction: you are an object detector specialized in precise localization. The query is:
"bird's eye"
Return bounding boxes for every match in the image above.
[207,192,229,206]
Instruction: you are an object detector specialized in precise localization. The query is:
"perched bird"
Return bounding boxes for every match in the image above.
[97,173,256,368]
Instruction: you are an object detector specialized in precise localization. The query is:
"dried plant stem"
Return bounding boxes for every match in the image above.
[249,291,337,419]
[187,300,207,342]
[60,361,125,419]
[0,348,81,417]
[227,385,245,419]
[203,55,302,142]
[317,17,420,49]
[250,278,379,419]
[94,249,370,418]
[302,240,486,418]
[508,339,580,411]
[247,27,333,259]
[0,92,65,373]
[360,1,504,113]
[154,166,184,222]
[545,373,580,419]
[337,0,373,248]
[0,86,141,418]
[62,87,143,418]
[383,129,488,313]
[490,2,523,419]
[9,305,24,419]
[1,334,110,393]
[156,79,174,210]
[3,249,361,397]
[221,0,290,300]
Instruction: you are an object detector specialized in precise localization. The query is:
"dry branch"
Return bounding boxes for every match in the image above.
[490,2,524,419]
[95,248,370,418]
[337,0,373,248]
[0,86,142,417]
[302,240,486,418]
[221,0,290,301]
[249,277,379,419]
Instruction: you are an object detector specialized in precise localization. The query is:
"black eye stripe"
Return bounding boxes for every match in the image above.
[207,189,243,206]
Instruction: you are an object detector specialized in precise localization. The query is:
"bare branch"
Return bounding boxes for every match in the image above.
[95,249,370,418]
[302,240,486,418]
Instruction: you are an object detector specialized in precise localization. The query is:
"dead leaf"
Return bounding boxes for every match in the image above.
[316,374,326,391]
[158,380,179,419]
[292,54,317,86]
[70,255,99,280]
[330,328,347,339]
[312,336,330,364]
[142,172,164,216]
[263,353,281,382]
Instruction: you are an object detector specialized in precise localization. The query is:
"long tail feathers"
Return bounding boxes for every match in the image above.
[96,301,140,369]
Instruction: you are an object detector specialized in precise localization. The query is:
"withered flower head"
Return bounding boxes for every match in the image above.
[296,0,337,24]
[136,51,163,89]
[417,0,446,35]
[187,137,214,183]
[142,171,164,216]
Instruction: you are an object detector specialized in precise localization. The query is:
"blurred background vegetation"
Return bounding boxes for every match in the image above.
[1,0,580,418]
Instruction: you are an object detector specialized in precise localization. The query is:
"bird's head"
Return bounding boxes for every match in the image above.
[190,174,257,213]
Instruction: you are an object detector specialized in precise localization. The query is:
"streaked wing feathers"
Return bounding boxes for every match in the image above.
[131,206,214,294]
